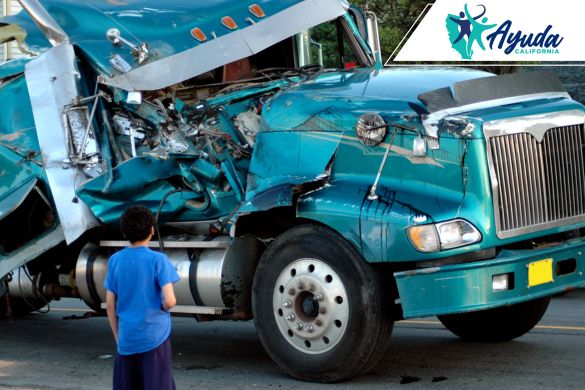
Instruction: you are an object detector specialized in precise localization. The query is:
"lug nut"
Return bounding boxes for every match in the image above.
[314,293,324,301]
[296,322,304,330]
[297,283,305,290]
[305,325,314,333]
[283,300,292,308]
[314,319,322,327]
[288,288,296,296]
[308,284,315,292]
[286,314,296,321]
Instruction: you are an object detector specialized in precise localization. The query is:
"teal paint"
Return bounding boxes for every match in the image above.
[1,1,584,320]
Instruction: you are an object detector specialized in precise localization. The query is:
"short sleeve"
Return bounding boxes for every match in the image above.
[156,254,180,288]
[104,256,117,294]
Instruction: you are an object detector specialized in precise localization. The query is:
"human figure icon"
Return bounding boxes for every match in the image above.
[465,3,496,57]
[449,5,487,45]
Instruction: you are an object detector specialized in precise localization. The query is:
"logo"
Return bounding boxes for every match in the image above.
[392,0,579,63]
[446,4,496,60]
[446,3,564,60]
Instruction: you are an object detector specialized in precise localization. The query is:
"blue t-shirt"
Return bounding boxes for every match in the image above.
[104,246,180,355]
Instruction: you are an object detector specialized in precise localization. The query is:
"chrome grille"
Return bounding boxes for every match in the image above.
[488,124,585,238]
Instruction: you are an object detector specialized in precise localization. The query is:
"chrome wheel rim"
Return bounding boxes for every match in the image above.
[272,258,349,354]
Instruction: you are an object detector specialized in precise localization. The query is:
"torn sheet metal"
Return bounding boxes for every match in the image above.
[100,0,348,91]
[0,179,37,222]
[25,43,99,244]
[0,226,64,280]
[17,0,69,46]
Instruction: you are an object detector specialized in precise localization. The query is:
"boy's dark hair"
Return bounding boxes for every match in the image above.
[120,206,155,243]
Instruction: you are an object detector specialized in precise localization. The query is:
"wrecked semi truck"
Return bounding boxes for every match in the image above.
[1,0,585,382]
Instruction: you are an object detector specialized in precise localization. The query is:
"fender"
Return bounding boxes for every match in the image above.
[296,178,427,263]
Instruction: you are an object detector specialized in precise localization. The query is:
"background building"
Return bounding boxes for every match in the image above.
[1,0,23,63]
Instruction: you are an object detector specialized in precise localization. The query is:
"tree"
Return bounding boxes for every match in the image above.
[352,0,429,60]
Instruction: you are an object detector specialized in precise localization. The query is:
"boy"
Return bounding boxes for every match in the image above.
[105,206,180,390]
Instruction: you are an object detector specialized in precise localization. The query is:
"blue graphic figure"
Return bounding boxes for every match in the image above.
[449,5,487,45]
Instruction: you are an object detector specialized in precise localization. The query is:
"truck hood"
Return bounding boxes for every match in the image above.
[263,67,493,130]
[21,0,349,91]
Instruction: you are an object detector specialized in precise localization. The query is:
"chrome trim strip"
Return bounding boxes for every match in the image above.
[99,240,230,249]
[100,0,349,91]
[17,0,68,46]
[423,92,571,139]
[483,109,585,142]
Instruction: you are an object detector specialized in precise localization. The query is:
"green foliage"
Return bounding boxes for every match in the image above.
[351,0,429,59]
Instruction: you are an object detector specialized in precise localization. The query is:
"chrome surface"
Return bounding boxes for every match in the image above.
[165,250,196,307]
[25,44,100,244]
[423,92,571,139]
[273,258,349,355]
[75,243,109,307]
[106,28,149,65]
[484,110,585,239]
[7,267,41,300]
[196,249,228,308]
[17,0,68,46]
[78,236,260,312]
[99,302,225,315]
[99,239,230,249]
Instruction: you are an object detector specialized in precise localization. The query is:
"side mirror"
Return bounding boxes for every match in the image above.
[348,6,382,63]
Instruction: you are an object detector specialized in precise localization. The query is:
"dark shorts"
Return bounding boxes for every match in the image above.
[113,337,176,390]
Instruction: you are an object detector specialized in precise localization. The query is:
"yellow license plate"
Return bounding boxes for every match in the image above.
[528,258,554,287]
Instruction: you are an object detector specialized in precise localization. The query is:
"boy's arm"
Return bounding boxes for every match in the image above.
[161,283,177,311]
[106,291,119,344]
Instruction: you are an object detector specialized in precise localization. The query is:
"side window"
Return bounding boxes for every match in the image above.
[296,19,360,69]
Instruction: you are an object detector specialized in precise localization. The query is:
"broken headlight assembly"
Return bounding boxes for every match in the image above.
[407,219,482,253]
[356,112,386,146]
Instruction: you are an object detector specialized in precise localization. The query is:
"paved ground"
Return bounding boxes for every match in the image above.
[0,289,584,389]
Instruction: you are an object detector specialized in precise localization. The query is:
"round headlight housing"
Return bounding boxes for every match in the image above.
[356,113,386,146]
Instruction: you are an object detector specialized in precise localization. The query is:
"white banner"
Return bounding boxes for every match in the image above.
[392,0,583,62]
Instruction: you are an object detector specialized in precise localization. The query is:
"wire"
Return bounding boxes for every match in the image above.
[155,188,190,253]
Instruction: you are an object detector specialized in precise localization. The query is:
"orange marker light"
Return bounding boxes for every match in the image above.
[190,28,207,42]
[249,4,266,18]
[221,16,238,30]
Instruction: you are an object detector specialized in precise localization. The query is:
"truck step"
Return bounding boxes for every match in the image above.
[100,303,226,315]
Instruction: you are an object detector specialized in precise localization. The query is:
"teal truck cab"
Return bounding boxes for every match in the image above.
[1,0,584,382]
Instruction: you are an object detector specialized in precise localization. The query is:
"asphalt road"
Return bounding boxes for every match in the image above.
[0,289,584,390]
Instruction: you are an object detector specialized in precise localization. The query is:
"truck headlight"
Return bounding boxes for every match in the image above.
[407,219,481,253]
[356,113,386,146]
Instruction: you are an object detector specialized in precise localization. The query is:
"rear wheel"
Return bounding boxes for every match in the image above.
[438,297,550,342]
[252,225,393,383]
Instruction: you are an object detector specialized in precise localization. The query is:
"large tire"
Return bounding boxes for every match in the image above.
[252,224,393,383]
[438,297,550,342]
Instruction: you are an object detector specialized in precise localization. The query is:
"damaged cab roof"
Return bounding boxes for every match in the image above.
[15,0,351,91]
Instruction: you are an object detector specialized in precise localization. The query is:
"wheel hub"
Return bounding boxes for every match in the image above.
[273,258,349,354]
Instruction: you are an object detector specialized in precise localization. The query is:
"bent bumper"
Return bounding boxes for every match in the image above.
[395,237,585,319]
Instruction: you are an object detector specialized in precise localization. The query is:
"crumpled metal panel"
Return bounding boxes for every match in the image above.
[25,43,99,244]
[76,156,199,226]
[0,179,37,222]
[99,0,349,91]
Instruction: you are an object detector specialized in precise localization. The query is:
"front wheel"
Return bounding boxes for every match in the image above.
[438,297,550,342]
[252,225,393,383]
